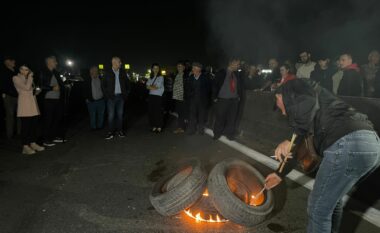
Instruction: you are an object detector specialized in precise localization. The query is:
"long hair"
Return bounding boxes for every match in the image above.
[150,63,161,79]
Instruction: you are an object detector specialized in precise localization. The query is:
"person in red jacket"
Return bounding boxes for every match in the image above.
[337,53,363,97]
[271,64,296,90]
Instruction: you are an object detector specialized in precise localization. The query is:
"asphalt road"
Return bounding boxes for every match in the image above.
[0,116,379,233]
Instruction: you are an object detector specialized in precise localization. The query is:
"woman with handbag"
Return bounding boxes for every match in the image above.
[13,65,45,155]
[146,63,165,133]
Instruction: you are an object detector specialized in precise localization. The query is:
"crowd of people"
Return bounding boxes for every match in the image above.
[1,49,380,154]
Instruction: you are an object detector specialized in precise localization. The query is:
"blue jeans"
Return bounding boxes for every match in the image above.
[107,95,125,132]
[87,99,105,129]
[307,130,380,233]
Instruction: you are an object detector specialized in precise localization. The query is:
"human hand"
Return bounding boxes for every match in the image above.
[274,140,293,162]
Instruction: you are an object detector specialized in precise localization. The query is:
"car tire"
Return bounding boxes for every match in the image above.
[149,158,207,216]
[208,159,274,227]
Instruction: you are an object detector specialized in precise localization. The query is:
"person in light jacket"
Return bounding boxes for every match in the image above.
[13,65,44,155]
[146,63,165,133]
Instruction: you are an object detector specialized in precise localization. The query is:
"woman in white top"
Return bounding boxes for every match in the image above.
[13,65,45,155]
[146,63,165,133]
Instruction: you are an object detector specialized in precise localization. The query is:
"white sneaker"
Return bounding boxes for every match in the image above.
[30,143,45,152]
[22,145,36,155]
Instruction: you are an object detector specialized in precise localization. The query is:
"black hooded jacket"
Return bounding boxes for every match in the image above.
[276,79,374,177]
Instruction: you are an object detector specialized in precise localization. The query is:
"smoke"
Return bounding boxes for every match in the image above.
[205,0,380,66]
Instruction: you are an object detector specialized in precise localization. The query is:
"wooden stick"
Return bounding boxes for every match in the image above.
[279,133,297,173]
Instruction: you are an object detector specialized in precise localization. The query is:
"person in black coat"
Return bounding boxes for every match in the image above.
[84,66,105,130]
[266,79,379,233]
[310,57,335,93]
[337,54,363,97]
[212,58,243,140]
[186,62,211,135]
[102,57,130,139]
[39,56,65,146]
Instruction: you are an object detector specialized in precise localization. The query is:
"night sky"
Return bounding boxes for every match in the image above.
[2,0,380,73]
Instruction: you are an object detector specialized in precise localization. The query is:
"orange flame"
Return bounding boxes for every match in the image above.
[250,193,265,206]
[184,209,228,223]
[202,189,209,197]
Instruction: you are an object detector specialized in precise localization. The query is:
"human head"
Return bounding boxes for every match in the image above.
[45,56,58,71]
[279,64,291,77]
[228,57,241,72]
[299,51,311,64]
[177,61,185,73]
[19,65,31,77]
[3,56,16,70]
[268,58,279,70]
[89,66,99,78]
[111,57,122,70]
[368,50,380,65]
[192,62,203,75]
[317,57,330,69]
[339,54,353,69]
[151,63,161,77]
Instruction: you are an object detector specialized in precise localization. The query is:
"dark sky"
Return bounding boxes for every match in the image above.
[2,0,380,73]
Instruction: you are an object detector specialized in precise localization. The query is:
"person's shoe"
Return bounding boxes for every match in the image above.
[53,138,65,143]
[30,143,45,152]
[227,135,236,141]
[151,128,157,133]
[105,132,114,140]
[156,128,162,134]
[173,128,185,134]
[118,131,126,138]
[22,145,36,155]
[43,141,56,147]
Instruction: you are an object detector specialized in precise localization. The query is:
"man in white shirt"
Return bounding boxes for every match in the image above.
[296,51,316,79]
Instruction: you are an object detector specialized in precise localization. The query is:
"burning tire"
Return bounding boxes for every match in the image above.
[208,159,274,227]
[149,159,207,216]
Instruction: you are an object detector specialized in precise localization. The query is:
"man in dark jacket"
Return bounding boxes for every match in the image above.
[84,66,105,130]
[337,53,363,96]
[0,56,19,138]
[212,58,243,140]
[186,62,210,135]
[40,56,65,146]
[102,57,130,140]
[266,79,380,233]
[310,57,335,93]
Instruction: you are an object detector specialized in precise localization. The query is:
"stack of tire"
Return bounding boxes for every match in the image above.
[149,158,274,227]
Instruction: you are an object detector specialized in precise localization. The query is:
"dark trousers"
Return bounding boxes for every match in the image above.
[187,99,207,133]
[213,98,239,138]
[87,99,105,129]
[148,95,163,128]
[43,99,64,141]
[107,95,125,133]
[3,95,20,138]
[20,116,38,145]
[174,100,186,129]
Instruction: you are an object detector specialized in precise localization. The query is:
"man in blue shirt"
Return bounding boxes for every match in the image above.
[102,57,130,140]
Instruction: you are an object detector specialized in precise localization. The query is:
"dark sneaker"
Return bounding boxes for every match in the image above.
[118,131,126,138]
[53,138,65,143]
[105,132,114,140]
[43,141,56,147]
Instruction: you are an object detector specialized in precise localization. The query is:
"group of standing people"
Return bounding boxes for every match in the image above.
[0,56,66,154]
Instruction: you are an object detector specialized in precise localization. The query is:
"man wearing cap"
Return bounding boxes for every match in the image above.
[0,56,19,138]
[266,79,380,233]
[212,57,243,140]
[310,56,335,93]
[186,62,210,135]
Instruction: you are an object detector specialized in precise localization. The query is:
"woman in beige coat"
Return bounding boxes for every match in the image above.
[13,65,45,155]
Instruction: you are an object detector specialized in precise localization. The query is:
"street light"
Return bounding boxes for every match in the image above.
[98,64,104,70]
[125,64,130,70]
[66,59,74,67]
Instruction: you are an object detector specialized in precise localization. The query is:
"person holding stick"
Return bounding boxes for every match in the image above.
[265,79,380,233]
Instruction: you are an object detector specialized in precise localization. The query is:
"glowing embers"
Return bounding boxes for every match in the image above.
[184,189,228,223]
[227,166,266,207]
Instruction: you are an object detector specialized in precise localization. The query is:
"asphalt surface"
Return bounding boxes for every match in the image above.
[0,116,379,233]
